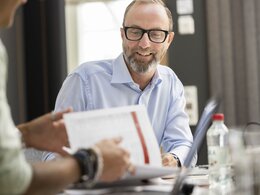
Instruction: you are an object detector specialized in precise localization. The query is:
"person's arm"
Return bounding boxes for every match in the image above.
[24,138,133,195]
[24,156,80,195]
[161,79,197,167]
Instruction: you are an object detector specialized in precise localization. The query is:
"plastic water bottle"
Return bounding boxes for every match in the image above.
[207,113,232,191]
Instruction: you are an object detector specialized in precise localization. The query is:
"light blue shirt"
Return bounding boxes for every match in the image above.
[55,53,197,166]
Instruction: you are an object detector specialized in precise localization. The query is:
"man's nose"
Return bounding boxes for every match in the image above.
[138,33,151,48]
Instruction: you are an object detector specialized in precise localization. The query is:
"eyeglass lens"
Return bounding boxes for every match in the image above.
[125,27,168,43]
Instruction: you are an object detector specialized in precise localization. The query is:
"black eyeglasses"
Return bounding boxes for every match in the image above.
[123,27,169,43]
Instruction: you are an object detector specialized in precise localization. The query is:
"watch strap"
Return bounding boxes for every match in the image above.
[73,148,98,185]
[172,153,181,167]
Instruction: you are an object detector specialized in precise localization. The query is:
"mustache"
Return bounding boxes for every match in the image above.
[134,48,155,54]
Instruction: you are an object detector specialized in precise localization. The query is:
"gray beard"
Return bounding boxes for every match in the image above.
[126,55,158,74]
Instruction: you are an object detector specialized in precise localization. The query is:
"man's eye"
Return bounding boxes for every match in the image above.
[151,31,163,37]
[130,30,141,35]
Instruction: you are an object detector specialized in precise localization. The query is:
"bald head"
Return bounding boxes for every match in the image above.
[123,0,173,31]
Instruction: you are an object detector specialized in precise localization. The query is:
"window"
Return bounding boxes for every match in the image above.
[65,0,132,73]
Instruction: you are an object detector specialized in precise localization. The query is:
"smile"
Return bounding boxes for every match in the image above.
[136,52,152,56]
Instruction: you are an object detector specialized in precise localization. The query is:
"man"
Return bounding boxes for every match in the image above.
[0,0,132,194]
[55,0,197,167]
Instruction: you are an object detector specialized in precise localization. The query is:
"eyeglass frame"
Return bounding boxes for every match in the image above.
[123,26,170,43]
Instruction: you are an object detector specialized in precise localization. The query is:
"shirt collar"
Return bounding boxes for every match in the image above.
[151,69,162,86]
[111,53,162,87]
[111,53,133,84]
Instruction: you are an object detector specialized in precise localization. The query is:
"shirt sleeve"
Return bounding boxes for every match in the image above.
[0,39,33,194]
[55,73,88,112]
[0,144,33,194]
[0,93,32,194]
[161,80,197,167]
[0,105,32,194]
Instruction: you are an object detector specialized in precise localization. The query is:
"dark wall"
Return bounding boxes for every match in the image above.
[167,0,210,165]
[23,0,67,120]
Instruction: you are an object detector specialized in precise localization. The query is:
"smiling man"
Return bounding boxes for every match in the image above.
[54,0,197,168]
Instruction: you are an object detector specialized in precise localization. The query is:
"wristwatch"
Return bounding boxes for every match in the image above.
[73,148,98,184]
[172,153,181,167]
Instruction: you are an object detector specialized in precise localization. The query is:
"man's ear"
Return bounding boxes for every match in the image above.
[120,28,125,39]
[167,31,175,44]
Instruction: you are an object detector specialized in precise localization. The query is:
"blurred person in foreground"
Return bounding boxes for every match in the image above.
[0,0,133,194]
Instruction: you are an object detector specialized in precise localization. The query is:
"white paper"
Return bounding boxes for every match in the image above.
[64,105,179,181]
[124,165,179,180]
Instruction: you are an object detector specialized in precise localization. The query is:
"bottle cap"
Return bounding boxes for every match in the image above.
[212,113,224,121]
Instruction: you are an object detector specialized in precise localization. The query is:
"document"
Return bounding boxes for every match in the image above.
[63,105,179,181]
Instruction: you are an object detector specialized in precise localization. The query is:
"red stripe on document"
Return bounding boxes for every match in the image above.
[131,112,150,164]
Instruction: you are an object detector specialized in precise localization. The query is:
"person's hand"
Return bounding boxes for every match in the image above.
[162,153,179,167]
[95,137,135,182]
[17,108,72,155]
